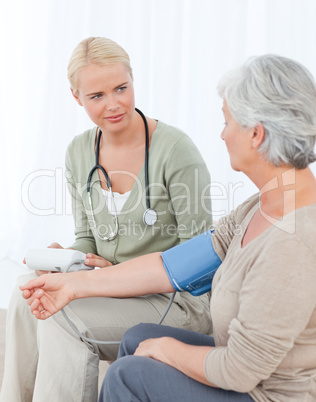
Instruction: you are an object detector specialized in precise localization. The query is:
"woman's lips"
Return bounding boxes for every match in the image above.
[105,113,125,122]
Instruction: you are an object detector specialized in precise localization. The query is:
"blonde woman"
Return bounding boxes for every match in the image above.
[0,37,212,402]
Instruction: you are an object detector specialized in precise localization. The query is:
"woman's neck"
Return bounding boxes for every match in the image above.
[258,166,316,219]
[101,111,144,148]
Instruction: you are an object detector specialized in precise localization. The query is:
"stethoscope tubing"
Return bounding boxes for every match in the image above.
[86,108,157,241]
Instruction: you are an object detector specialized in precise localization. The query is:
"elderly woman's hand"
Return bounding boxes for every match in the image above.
[19,271,85,319]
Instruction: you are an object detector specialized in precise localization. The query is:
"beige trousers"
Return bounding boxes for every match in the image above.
[0,273,211,402]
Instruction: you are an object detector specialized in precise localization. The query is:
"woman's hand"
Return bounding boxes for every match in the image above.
[19,271,84,320]
[85,253,112,268]
[135,337,215,387]
[134,337,170,361]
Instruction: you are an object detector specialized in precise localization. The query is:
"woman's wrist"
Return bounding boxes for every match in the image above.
[73,268,109,299]
[70,270,94,300]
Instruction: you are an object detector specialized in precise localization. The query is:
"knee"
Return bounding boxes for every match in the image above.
[100,355,146,401]
[118,324,144,357]
[118,323,159,358]
[99,356,134,401]
[105,357,132,385]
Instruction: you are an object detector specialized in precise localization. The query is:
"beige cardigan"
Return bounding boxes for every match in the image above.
[207,194,316,401]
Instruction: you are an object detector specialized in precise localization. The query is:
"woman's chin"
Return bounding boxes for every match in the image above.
[230,162,241,172]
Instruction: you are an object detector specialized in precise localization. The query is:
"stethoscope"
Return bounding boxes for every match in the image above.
[87,108,158,241]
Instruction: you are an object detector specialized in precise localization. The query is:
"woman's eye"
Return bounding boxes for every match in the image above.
[91,94,102,100]
[117,86,127,93]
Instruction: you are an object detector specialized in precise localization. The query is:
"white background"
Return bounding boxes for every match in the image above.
[0,0,315,307]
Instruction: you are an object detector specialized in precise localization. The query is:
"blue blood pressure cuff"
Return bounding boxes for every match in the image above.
[161,230,221,296]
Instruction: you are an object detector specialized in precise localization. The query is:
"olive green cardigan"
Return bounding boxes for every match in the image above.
[65,120,213,264]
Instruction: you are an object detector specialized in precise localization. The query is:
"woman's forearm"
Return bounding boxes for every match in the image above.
[20,252,175,319]
[77,252,175,299]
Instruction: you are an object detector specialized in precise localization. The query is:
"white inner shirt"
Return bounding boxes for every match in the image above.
[102,189,131,215]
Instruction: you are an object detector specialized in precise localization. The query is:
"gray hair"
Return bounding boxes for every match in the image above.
[217,55,316,169]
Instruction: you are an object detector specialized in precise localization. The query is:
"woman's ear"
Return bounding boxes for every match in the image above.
[251,124,265,149]
[71,88,83,106]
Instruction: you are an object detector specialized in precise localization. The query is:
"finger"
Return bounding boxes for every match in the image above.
[31,294,58,319]
[35,270,54,276]
[84,257,100,267]
[85,258,109,268]
[22,289,33,299]
[30,298,46,315]
[134,346,146,357]
[24,289,44,305]
[30,297,41,311]
[86,253,100,261]
[20,276,45,291]
[21,285,41,298]
[48,242,63,249]
[32,308,53,320]
[85,254,112,268]
[85,254,100,265]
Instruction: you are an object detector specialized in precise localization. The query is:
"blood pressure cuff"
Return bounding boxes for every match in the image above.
[161,230,221,296]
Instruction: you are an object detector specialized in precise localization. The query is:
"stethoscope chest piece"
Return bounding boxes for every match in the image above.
[143,208,158,226]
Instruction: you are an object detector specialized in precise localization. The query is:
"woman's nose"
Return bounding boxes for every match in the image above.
[106,96,120,112]
[107,104,120,112]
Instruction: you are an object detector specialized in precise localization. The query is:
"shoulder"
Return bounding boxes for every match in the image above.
[296,203,316,253]
[65,127,97,175]
[241,207,316,303]
[152,120,205,162]
[219,193,260,227]
[212,194,259,257]
[235,193,260,220]
[66,127,97,157]
[154,121,195,148]
[65,127,97,169]
[267,203,316,257]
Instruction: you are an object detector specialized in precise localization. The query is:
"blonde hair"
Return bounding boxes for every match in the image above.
[67,37,133,94]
